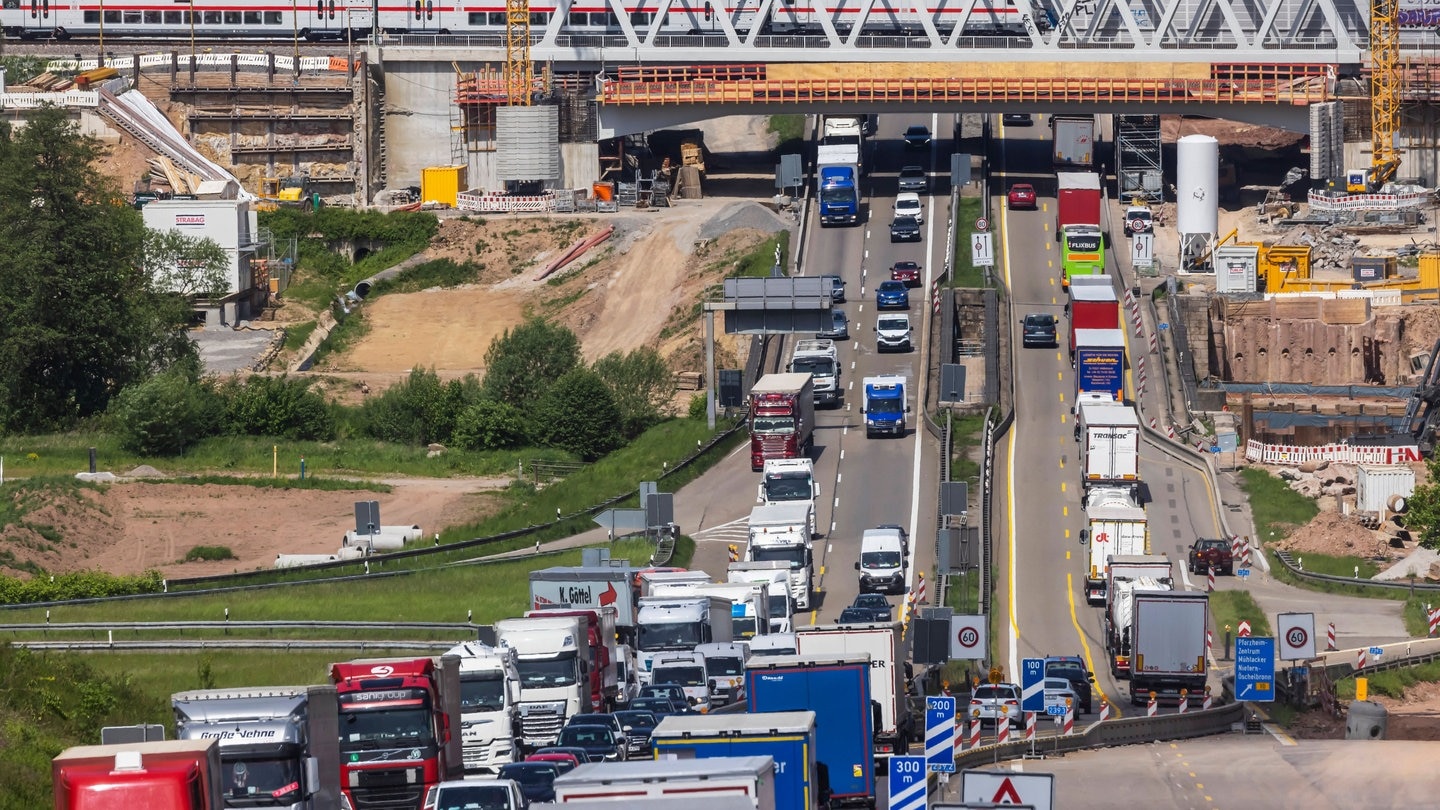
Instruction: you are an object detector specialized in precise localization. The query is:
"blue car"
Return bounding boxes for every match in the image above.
[876,280,910,310]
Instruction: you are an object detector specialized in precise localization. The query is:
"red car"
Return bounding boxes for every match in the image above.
[1007,183,1037,210]
[889,261,922,287]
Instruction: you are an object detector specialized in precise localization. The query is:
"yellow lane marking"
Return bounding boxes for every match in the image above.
[1067,572,1117,715]
[1007,428,1020,645]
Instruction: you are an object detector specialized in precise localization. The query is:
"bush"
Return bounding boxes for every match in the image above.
[109,369,220,456]
[593,347,674,438]
[453,399,529,450]
[0,569,165,604]
[183,545,235,562]
[482,319,581,406]
[538,368,623,461]
[688,393,708,420]
[220,375,335,441]
[361,368,481,446]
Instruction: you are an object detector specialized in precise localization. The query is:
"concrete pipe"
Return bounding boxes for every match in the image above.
[1345,700,1388,740]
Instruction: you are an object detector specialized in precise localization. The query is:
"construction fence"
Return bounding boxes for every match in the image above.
[1244,438,1421,465]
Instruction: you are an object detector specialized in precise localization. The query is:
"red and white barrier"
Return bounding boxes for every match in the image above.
[1202,690,1213,711]
[1206,629,1213,659]
[915,572,926,605]
[1428,605,1440,637]
[1099,701,1110,722]
[1063,705,1075,736]
[1357,648,1367,670]
[969,718,981,749]
[1327,622,1337,650]
[1245,438,1420,465]
[1025,711,1036,741]
[1148,417,1159,430]
[1149,332,1159,352]
[997,718,1010,745]
[1166,423,1177,439]
[1177,691,1189,714]
[1238,620,1252,638]
[1207,567,1216,593]
[1146,696,1157,717]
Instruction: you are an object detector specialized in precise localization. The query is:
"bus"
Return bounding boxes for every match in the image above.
[1061,225,1104,287]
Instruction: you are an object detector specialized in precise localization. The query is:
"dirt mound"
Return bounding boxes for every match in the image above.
[1289,680,1440,740]
[1274,510,1387,558]
[1160,115,1306,150]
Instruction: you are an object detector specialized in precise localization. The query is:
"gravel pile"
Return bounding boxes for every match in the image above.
[700,202,789,241]
[126,465,166,478]
[1374,547,1440,581]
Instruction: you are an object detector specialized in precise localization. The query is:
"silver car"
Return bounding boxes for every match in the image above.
[968,683,1022,729]
[898,165,928,193]
[817,308,849,340]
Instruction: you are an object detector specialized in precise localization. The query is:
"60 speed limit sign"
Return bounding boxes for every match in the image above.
[949,615,987,660]
[1277,612,1316,660]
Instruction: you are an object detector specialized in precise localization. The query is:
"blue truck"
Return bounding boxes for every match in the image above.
[649,711,818,809]
[745,655,874,808]
[818,144,860,226]
[1073,327,1126,401]
[861,374,908,438]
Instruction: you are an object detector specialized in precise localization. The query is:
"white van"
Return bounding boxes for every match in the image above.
[856,525,909,595]
[893,192,924,224]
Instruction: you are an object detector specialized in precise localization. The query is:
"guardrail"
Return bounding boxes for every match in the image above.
[9,639,453,652]
[1273,549,1440,593]
[0,620,477,633]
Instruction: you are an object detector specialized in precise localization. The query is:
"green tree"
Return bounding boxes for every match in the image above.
[0,107,195,432]
[537,368,622,461]
[143,228,232,299]
[453,399,529,450]
[1405,455,1440,548]
[361,367,480,446]
[482,319,581,406]
[221,375,335,441]
[109,367,220,456]
[592,346,674,438]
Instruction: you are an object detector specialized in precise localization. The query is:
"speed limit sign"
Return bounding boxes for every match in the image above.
[1277,612,1316,660]
[975,217,989,231]
[949,615,987,660]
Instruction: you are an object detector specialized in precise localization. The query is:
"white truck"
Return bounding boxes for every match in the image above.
[1076,401,1141,494]
[1103,554,1173,680]
[446,641,521,775]
[553,757,777,809]
[756,459,819,539]
[651,650,714,712]
[695,641,751,706]
[788,339,843,408]
[748,632,798,658]
[635,595,735,685]
[795,622,915,757]
[745,503,815,611]
[817,141,863,178]
[1129,590,1209,706]
[822,115,864,146]
[638,569,712,598]
[728,561,796,633]
[1082,486,1149,606]
[495,615,586,749]
[661,581,772,641]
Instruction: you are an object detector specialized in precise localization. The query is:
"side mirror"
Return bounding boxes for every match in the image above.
[1079,529,1089,546]
[854,562,861,571]
[304,757,321,797]
[905,405,912,413]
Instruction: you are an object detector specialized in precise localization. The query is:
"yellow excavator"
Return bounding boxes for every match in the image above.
[256,175,313,210]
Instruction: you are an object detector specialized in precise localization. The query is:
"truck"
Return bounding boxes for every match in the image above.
[1055,171,1102,239]
[746,503,816,611]
[795,623,914,757]
[1066,278,1119,356]
[1129,590,1210,705]
[746,655,875,808]
[1051,114,1096,168]
[748,372,816,471]
[1076,400,1140,491]
[329,656,463,810]
[695,641,751,705]
[650,711,819,810]
[673,581,772,640]
[525,606,620,713]
[638,569,712,597]
[757,457,820,514]
[861,374,909,438]
[822,115,864,147]
[1081,486,1149,606]
[53,739,225,809]
[1103,554,1173,679]
[495,615,587,749]
[529,565,638,639]
[818,142,863,178]
[1074,328,1126,402]
[818,154,861,226]
[171,685,340,809]
[1188,537,1235,576]
[728,560,797,633]
[635,594,735,685]
[651,650,715,711]
[789,339,843,407]
[445,641,522,775]
[552,757,777,809]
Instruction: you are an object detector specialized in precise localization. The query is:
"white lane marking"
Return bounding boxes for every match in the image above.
[828,543,834,553]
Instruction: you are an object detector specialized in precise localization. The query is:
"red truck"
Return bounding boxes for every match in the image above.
[53,739,224,809]
[1066,277,1119,356]
[1055,171,1102,238]
[330,656,463,810]
[748,372,816,471]
[526,605,620,712]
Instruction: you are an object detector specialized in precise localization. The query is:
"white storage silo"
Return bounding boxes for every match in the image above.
[1177,134,1219,235]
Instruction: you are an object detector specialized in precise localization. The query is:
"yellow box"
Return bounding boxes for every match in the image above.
[420,165,467,208]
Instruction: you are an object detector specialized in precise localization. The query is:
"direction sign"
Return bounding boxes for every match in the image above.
[949,615,987,660]
[1020,658,1045,713]
[1235,636,1276,703]
[925,696,957,773]
[889,756,928,810]
[961,770,1055,810]
[1277,612,1316,660]
[971,232,994,267]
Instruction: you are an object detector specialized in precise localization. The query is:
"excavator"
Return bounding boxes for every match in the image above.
[255,175,314,210]
[1404,338,1440,456]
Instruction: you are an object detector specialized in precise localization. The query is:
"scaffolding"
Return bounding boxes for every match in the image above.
[1115,114,1163,202]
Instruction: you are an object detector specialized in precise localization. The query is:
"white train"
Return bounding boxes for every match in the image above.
[0,0,1045,41]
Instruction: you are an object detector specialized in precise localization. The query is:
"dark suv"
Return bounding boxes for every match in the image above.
[1043,655,1094,713]
[1021,313,1058,348]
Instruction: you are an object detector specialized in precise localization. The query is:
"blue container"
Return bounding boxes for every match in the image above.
[651,711,817,809]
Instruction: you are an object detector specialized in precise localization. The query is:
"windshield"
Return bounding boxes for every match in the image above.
[338,706,433,751]
[705,656,745,677]
[222,756,302,808]
[750,545,808,569]
[733,617,758,638]
[750,416,795,434]
[752,644,797,657]
[459,673,506,712]
[862,551,903,570]
[637,621,702,651]
[767,593,790,617]
[763,474,813,502]
[653,665,707,687]
[790,358,834,377]
[515,652,579,688]
[432,784,515,810]
[878,318,908,332]
[559,726,613,747]
[821,186,856,205]
[867,398,903,416]
[501,765,558,787]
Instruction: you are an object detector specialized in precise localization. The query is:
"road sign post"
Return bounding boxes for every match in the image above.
[1235,636,1276,703]
[925,696,957,773]
[888,756,928,810]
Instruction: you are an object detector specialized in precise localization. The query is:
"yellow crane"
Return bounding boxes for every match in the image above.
[1348,0,1401,192]
[504,0,532,106]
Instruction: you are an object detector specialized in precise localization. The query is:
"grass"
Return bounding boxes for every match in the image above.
[950,196,993,288]
[767,115,805,155]
[734,231,791,278]
[1333,659,1440,700]
[1285,551,1380,579]
[1208,589,1270,642]
[946,411,988,484]
[1238,467,1318,546]
[282,320,318,352]
[182,545,235,563]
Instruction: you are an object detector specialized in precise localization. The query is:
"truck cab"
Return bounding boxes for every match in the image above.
[856,525,909,595]
[788,339,843,407]
[861,375,909,438]
[727,562,796,633]
[756,459,819,537]
[446,642,522,775]
[1123,200,1153,237]
[635,596,734,685]
[745,504,815,611]
[695,642,751,706]
[494,616,586,750]
[53,740,225,810]
[650,651,713,712]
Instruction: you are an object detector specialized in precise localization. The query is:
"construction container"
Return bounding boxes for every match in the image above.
[1258,244,1313,293]
[1353,256,1397,283]
[420,165,467,207]
[1214,245,1259,294]
[1357,464,1415,514]
[592,182,614,202]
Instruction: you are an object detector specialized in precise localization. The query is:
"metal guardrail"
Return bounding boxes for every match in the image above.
[9,639,454,652]
[0,621,477,633]
[1272,549,1440,593]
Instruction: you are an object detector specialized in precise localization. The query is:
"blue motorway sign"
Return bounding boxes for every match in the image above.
[924,696,956,773]
[888,756,927,810]
[1045,704,1066,716]
[1235,636,1276,703]
[1021,658,1045,713]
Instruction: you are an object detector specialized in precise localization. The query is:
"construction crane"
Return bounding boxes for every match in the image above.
[1348,0,1402,193]
[504,0,532,106]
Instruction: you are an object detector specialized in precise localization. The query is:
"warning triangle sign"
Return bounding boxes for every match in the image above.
[990,776,1023,803]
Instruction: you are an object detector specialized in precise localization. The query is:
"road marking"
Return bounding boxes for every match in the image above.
[1059,458,1065,469]
[851,361,857,370]
[1264,724,1298,746]
[864,250,870,262]
[1049,277,1055,286]
[831,521,837,533]
[1061,482,1067,493]
[1056,351,1062,363]
[849,380,854,389]
[1064,529,1070,538]
[840,449,845,460]
[837,473,842,484]
[1065,550,1070,559]
[819,565,825,576]
[1062,506,1068,517]
[1066,571,1116,715]
[1007,427,1020,676]
[828,543,833,553]
[1059,392,1065,403]
[833,496,840,508]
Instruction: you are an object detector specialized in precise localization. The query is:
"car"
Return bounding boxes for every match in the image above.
[968,683,1022,729]
[556,724,626,762]
[562,713,628,755]
[889,215,921,243]
[875,280,910,309]
[498,762,562,804]
[1021,313,1058,348]
[530,747,591,770]
[524,751,580,774]
[1188,537,1234,575]
[893,192,924,224]
[903,124,932,148]
[851,593,893,621]
[1007,182,1037,210]
[629,695,687,718]
[613,709,660,756]
[838,606,883,624]
[1043,677,1083,716]
[822,273,847,303]
[1002,112,1034,126]
[897,165,928,193]
[817,308,849,340]
[637,682,688,706]
[876,314,912,353]
[1043,655,1095,713]
[890,260,921,287]
[421,778,528,810]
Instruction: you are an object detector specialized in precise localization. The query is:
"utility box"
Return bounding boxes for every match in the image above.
[1214,245,1259,294]
[421,165,468,207]
[1357,464,1415,513]
[1352,256,1397,283]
